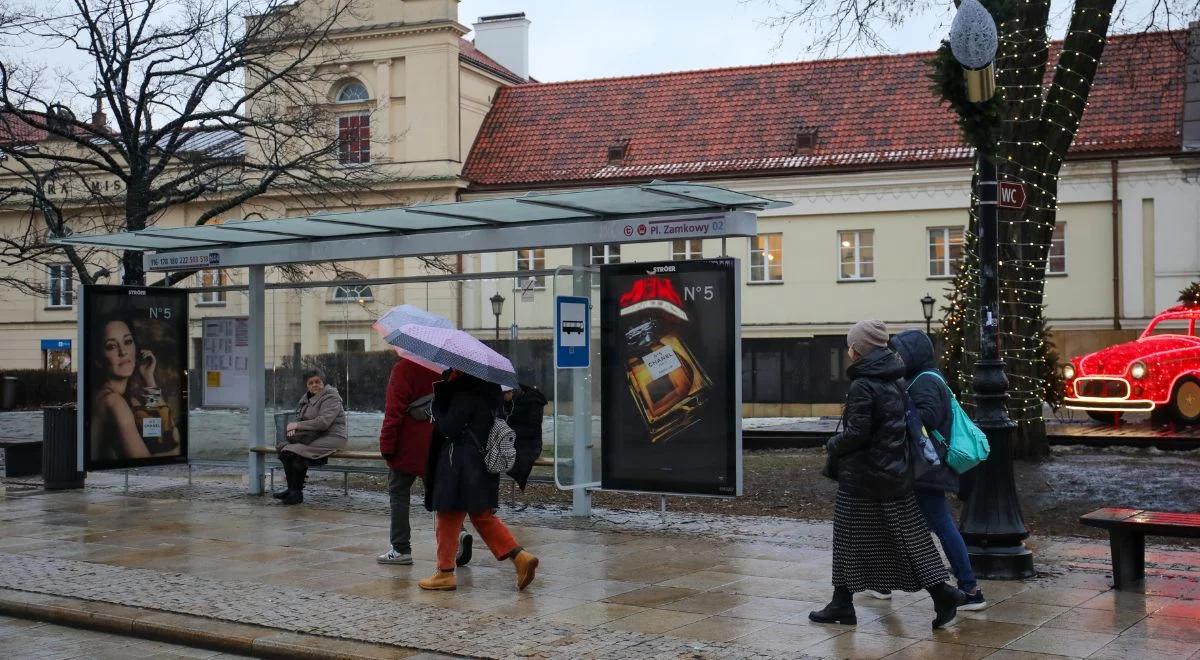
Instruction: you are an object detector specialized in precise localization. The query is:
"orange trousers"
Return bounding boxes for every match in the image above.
[435,509,519,571]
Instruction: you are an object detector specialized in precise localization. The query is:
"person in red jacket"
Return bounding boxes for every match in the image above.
[376,356,472,565]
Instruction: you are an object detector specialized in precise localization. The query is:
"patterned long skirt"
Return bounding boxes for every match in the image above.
[831,491,949,593]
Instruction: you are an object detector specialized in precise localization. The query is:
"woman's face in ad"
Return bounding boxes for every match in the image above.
[103,321,135,378]
[306,376,324,395]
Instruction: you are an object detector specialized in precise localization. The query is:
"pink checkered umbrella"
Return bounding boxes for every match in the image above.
[394,323,517,388]
[372,305,453,373]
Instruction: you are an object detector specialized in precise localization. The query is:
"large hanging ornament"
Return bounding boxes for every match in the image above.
[949,0,998,69]
[949,0,998,102]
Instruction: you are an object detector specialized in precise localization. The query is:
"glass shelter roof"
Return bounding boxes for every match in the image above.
[55,184,787,252]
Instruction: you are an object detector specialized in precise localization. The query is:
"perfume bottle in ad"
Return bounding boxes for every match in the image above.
[619,277,713,443]
[135,387,176,453]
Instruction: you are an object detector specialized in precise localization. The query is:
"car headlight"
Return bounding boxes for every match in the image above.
[1062,364,1076,380]
[1130,362,1148,380]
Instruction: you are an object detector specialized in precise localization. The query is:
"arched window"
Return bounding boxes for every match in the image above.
[334,80,370,164]
[336,81,369,103]
[332,283,372,302]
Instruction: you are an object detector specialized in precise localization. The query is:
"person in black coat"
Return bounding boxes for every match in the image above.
[810,320,964,630]
[887,329,985,610]
[418,370,538,592]
[501,384,547,491]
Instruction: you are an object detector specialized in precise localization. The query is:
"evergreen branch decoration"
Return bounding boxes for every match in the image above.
[1179,281,1200,307]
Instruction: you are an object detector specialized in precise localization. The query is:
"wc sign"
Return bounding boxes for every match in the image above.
[999,181,1026,209]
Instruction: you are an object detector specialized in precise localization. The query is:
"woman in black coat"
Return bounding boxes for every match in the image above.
[418,370,538,592]
[810,320,964,630]
[887,329,985,610]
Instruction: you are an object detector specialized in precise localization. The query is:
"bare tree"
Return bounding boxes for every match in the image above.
[763,0,1196,456]
[0,0,403,290]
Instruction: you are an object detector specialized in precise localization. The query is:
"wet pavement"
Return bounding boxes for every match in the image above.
[2,470,1200,659]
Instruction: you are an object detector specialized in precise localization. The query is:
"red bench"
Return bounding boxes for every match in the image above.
[1080,508,1200,589]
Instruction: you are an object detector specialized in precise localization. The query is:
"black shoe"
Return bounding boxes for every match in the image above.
[960,589,988,611]
[808,603,857,626]
[929,584,966,629]
[456,531,473,567]
[281,490,304,506]
[272,489,291,500]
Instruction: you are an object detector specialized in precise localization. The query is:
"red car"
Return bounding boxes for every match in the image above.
[1064,304,1200,424]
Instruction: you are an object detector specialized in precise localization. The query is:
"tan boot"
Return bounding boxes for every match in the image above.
[418,570,456,591]
[512,550,538,591]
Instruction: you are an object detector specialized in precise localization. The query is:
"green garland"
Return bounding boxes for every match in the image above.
[1179,281,1200,307]
[927,0,1012,155]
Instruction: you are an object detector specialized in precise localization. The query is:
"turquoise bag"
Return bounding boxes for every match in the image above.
[909,371,991,474]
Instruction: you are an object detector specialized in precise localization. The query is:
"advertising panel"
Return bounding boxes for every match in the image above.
[83,285,188,470]
[600,258,741,496]
[201,316,250,408]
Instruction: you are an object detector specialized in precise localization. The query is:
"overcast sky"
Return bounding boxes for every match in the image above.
[457,0,1187,82]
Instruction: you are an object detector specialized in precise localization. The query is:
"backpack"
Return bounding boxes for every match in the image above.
[898,384,942,480]
[406,392,435,421]
[469,418,517,475]
[909,371,990,474]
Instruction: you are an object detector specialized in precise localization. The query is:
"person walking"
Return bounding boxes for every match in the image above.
[882,329,987,610]
[274,368,347,506]
[418,369,538,592]
[810,320,964,630]
[376,355,474,566]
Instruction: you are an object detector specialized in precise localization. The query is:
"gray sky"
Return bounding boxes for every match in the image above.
[457,0,1186,82]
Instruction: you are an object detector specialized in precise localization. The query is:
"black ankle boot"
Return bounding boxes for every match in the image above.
[281,461,307,505]
[274,456,297,501]
[928,583,966,629]
[809,587,856,625]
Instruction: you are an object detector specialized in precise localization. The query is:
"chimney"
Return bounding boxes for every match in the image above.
[1184,21,1200,151]
[472,12,530,80]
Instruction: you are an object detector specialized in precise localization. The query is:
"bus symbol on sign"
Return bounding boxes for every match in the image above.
[561,320,584,334]
[999,181,1026,209]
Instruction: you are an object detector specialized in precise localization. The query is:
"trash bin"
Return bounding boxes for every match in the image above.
[274,411,298,447]
[43,404,84,490]
[1,376,16,410]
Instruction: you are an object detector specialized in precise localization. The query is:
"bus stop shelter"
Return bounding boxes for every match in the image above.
[55,182,789,515]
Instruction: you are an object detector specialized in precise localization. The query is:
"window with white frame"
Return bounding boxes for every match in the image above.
[47,264,73,307]
[335,81,371,165]
[589,244,621,266]
[197,269,226,305]
[331,283,373,302]
[838,230,874,281]
[516,248,545,289]
[589,244,620,287]
[336,82,369,103]
[1047,223,1067,274]
[928,227,965,278]
[671,239,703,260]
[749,233,783,283]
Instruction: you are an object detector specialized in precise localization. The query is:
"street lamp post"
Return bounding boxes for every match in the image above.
[949,0,1035,579]
[921,293,936,335]
[490,293,505,341]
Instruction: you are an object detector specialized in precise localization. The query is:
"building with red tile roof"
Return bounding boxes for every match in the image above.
[464,31,1186,189]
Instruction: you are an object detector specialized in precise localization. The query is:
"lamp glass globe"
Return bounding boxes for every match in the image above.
[949,0,998,70]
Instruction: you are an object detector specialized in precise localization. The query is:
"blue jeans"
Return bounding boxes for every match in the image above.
[914,490,978,593]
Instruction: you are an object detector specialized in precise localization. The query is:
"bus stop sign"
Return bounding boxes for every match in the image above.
[555,295,590,369]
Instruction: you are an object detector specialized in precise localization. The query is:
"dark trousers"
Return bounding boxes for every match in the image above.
[280,451,309,492]
[915,490,978,593]
[388,469,418,554]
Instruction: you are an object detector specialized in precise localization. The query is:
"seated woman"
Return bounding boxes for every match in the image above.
[274,368,347,505]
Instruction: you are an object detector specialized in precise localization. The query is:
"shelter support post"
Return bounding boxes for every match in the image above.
[571,245,592,517]
[247,265,266,495]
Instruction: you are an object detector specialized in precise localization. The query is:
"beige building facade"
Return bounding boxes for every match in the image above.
[0,3,1196,410]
